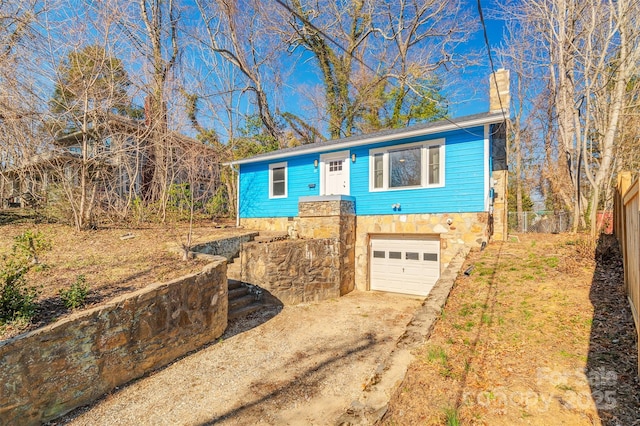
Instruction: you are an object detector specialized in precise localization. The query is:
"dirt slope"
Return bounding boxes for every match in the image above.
[383,233,639,425]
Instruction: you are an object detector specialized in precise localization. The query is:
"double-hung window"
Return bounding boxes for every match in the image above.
[269,162,287,198]
[369,139,444,191]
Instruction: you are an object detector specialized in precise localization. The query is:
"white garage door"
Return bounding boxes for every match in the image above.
[370,236,440,296]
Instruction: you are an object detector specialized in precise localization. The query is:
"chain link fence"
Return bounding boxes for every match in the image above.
[508,211,573,233]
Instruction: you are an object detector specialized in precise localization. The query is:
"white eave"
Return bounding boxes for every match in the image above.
[228,112,506,166]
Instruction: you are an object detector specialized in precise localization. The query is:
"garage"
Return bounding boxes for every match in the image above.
[369,235,441,296]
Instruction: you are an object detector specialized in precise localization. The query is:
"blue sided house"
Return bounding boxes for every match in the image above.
[231,71,510,298]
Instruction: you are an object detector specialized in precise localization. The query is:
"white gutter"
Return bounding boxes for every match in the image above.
[229,114,505,166]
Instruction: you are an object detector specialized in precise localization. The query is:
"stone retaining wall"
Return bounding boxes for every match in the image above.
[240,239,341,305]
[240,217,291,232]
[190,232,259,260]
[0,257,228,425]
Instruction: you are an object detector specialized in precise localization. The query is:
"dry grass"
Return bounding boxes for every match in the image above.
[0,211,244,340]
[383,233,639,425]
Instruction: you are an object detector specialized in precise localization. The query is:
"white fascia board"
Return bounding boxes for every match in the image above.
[228,114,505,166]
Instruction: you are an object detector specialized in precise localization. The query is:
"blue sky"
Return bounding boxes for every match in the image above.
[273,0,509,131]
[447,0,507,117]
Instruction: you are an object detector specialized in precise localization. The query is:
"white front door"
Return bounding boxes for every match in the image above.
[320,150,350,196]
[370,235,441,296]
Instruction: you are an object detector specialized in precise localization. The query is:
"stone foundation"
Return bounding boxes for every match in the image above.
[240,201,488,295]
[0,258,228,425]
[354,212,488,291]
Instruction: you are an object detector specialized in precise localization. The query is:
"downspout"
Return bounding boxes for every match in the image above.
[486,123,495,240]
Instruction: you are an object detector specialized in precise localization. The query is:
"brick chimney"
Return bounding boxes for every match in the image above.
[489,69,510,114]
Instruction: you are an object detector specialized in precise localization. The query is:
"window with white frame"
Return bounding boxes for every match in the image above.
[269,162,287,198]
[369,139,444,191]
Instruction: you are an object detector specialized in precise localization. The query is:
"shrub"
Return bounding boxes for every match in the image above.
[0,231,50,324]
[60,275,89,310]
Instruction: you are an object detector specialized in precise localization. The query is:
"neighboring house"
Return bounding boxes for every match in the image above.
[1,115,218,210]
[231,70,510,297]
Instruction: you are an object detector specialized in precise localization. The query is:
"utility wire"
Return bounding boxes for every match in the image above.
[477,0,508,123]
[273,0,493,136]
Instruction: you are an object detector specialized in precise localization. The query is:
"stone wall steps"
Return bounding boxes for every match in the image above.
[228,278,243,290]
[227,279,263,320]
[229,293,256,311]
[228,303,263,320]
[228,284,249,299]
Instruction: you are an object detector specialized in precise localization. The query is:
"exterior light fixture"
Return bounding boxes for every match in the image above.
[351,153,356,163]
[314,159,318,167]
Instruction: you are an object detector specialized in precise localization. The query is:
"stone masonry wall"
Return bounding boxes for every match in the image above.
[298,198,355,296]
[355,212,489,291]
[240,239,341,305]
[0,258,228,425]
[190,232,259,260]
[240,217,292,232]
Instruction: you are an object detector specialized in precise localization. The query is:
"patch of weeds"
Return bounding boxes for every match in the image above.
[464,320,475,331]
[443,406,460,426]
[545,256,559,268]
[459,304,475,317]
[531,240,537,248]
[522,274,535,280]
[426,345,448,366]
[522,309,533,320]
[481,313,492,325]
[558,350,583,360]
[477,267,494,276]
[59,275,90,310]
[556,384,575,392]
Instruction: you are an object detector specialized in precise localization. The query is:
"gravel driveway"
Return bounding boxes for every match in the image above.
[61,291,423,425]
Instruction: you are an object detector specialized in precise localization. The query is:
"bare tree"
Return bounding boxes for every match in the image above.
[503,0,640,234]
[194,0,284,146]
[277,0,472,138]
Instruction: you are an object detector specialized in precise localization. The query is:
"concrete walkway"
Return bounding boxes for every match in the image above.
[63,254,466,425]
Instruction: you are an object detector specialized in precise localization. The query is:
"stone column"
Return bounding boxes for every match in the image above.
[298,196,356,295]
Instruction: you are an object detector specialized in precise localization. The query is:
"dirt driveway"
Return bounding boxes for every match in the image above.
[62,291,424,425]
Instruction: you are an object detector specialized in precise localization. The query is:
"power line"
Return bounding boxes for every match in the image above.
[273,0,490,136]
[477,0,508,123]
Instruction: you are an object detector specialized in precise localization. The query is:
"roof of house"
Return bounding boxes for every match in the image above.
[230,111,506,166]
